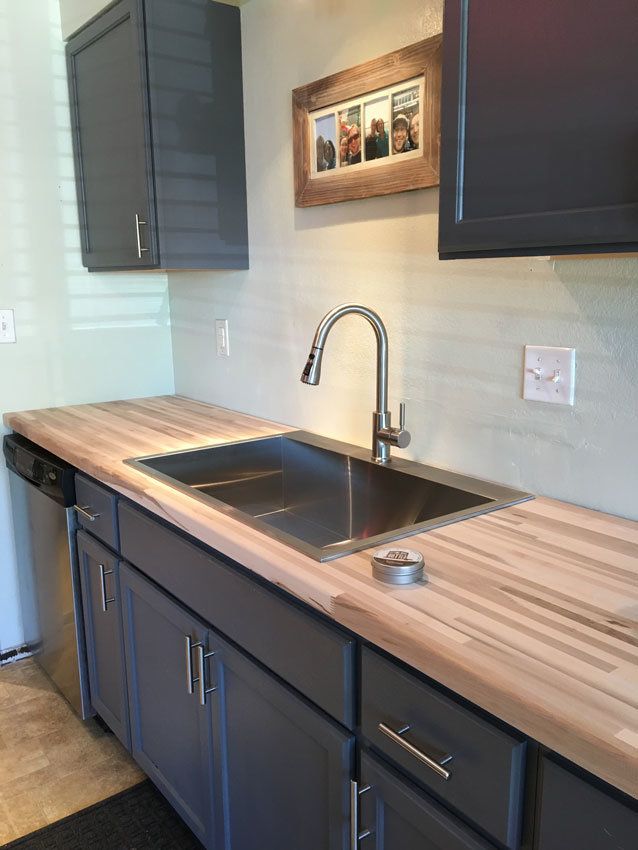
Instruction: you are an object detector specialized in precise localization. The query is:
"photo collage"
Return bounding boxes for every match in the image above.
[311,76,423,176]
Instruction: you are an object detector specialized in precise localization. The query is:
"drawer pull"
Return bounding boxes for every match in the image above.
[75,504,100,522]
[378,722,453,781]
[350,781,374,849]
[98,563,115,612]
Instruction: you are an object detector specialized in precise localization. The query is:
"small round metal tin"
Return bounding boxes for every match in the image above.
[371,548,424,585]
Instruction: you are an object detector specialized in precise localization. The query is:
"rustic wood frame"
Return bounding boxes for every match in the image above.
[293,35,442,207]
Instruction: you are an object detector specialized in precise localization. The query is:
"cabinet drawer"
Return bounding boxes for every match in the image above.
[118,502,356,728]
[361,647,526,849]
[75,474,119,551]
[537,758,637,850]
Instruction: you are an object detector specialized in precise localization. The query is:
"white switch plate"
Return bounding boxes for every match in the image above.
[215,319,230,357]
[523,345,575,405]
[0,309,16,344]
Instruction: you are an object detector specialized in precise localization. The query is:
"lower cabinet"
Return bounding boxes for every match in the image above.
[536,757,637,850]
[358,752,494,850]
[119,563,217,848]
[120,561,355,850]
[77,530,130,748]
[209,630,355,850]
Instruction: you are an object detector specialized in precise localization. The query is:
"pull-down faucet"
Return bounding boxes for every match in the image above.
[300,304,410,464]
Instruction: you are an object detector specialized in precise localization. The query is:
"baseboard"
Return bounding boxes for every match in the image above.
[0,643,35,665]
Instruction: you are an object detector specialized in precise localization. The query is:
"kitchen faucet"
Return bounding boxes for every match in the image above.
[300,304,410,464]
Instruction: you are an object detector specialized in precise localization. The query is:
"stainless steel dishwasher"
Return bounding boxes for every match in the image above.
[3,434,92,718]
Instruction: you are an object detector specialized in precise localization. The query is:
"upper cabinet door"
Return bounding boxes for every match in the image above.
[66,0,157,270]
[439,0,638,258]
[66,0,249,272]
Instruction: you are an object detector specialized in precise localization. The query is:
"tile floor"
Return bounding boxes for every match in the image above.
[0,658,143,844]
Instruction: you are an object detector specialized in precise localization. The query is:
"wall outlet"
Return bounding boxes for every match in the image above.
[523,345,575,405]
[0,309,16,344]
[215,319,230,357]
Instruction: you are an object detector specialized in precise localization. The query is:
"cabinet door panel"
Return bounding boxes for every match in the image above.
[120,563,214,847]
[77,530,129,747]
[210,632,354,850]
[536,757,637,850]
[66,0,157,269]
[439,0,638,257]
[359,752,493,850]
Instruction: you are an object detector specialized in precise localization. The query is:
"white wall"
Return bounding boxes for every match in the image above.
[0,0,174,654]
[169,0,638,522]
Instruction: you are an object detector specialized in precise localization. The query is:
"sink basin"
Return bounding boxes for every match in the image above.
[127,431,532,561]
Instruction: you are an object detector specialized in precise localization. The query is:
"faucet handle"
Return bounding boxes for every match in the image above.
[399,401,406,431]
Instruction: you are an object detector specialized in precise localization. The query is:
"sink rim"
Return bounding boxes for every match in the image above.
[125,430,533,562]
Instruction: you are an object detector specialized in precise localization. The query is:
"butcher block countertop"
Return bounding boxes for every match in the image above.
[4,396,638,799]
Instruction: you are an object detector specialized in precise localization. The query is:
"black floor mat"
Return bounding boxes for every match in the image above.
[1,781,204,850]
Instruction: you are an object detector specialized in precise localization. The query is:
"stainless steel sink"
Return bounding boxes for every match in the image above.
[127,431,532,561]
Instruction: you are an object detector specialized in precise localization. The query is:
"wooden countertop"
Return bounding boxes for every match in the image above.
[4,396,637,799]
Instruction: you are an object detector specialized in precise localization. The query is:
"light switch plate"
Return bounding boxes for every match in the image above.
[215,319,230,357]
[523,345,575,405]
[0,309,16,344]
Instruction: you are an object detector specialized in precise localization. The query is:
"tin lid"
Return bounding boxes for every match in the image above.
[371,548,424,576]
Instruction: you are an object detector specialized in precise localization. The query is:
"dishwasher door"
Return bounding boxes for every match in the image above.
[8,470,93,719]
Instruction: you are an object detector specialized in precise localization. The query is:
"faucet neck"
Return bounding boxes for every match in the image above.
[310,304,389,412]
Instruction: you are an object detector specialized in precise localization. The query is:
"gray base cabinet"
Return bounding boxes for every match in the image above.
[358,752,493,850]
[119,563,216,848]
[77,531,130,748]
[209,631,354,850]
[72,484,635,850]
[536,758,637,850]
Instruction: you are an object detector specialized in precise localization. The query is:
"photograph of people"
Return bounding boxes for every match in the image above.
[314,113,337,173]
[364,96,390,162]
[391,84,420,155]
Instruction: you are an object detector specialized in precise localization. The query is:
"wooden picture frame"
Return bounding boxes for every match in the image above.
[293,35,442,207]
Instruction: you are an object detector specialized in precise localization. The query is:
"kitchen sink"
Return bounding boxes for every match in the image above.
[127,431,532,561]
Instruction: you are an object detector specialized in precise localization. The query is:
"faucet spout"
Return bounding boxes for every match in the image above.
[300,304,388,411]
[300,303,409,463]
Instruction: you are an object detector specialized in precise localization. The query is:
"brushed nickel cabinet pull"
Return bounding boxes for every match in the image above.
[350,780,374,848]
[378,722,453,781]
[98,563,115,612]
[196,643,217,706]
[184,635,200,695]
[135,213,149,259]
[74,504,100,522]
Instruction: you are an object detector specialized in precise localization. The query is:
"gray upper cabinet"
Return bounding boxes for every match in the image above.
[439,0,638,258]
[66,0,248,272]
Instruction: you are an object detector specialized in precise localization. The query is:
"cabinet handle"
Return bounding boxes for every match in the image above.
[378,722,453,781]
[75,504,100,522]
[184,635,201,695]
[350,781,373,849]
[196,643,217,706]
[98,563,115,612]
[135,213,149,259]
